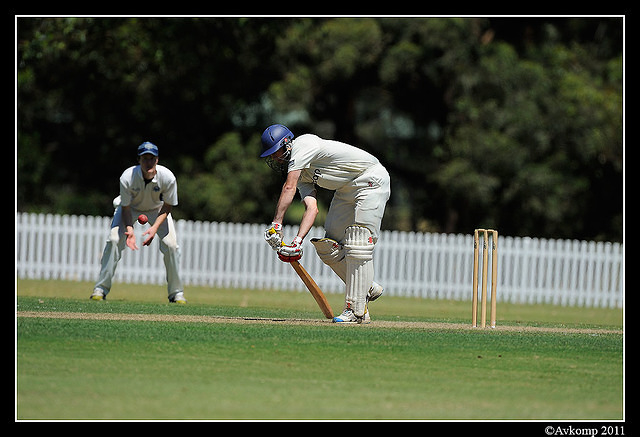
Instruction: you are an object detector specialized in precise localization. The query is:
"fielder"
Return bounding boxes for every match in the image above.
[261,124,391,323]
[90,142,186,303]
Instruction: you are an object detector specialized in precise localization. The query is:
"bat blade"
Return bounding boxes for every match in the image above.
[290,260,334,319]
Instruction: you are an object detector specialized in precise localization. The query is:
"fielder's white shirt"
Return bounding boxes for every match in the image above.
[119,164,178,211]
[288,134,380,198]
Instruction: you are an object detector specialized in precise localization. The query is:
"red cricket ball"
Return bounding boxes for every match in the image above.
[138,214,148,225]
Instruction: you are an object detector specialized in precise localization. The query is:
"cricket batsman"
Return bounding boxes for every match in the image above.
[261,124,391,323]
[90,141,186,303]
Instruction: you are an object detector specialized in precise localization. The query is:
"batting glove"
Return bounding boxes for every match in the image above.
[277,236,303,262]
[264,222,284,250]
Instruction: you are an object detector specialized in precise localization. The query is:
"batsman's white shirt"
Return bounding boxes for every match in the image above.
[289,134,379,192]
[119,164,178,211]
[288,134,390,242]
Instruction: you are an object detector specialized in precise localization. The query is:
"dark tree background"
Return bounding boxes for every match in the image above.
[17,17,623,241]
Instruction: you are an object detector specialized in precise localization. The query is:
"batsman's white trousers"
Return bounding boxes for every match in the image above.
[324,163,391,244]
[94,201,183,297]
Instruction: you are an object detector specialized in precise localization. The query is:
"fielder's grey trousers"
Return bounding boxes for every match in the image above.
[94,204,183,297]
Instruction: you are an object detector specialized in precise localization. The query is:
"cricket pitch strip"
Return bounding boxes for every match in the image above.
[17,311,621,335]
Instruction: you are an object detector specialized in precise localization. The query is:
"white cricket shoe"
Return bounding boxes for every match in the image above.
[332,306,371,324]
[368,282,384,302]
[90,288,106,301]
[169,291,187,304]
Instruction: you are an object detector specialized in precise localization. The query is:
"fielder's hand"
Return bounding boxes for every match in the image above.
[277,236,303,262]
[125,227,139,250]
[265,222,284,250]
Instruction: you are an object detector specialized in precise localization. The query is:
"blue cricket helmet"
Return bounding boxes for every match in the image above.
[260,124,294,157]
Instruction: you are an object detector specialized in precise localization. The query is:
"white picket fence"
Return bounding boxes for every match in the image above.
[15,213,624,308]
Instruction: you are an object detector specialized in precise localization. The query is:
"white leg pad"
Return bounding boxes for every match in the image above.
[311,237,346,282]
[344,225,375,317]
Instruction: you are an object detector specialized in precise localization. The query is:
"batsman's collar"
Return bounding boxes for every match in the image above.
[138,141,159,156]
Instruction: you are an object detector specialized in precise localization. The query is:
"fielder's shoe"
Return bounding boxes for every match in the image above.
[90,288,106,301]
[169,291,187,304]
[368,282,384,302]
[332,306,371,324]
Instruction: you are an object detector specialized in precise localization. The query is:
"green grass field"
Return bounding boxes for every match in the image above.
[16,279,624,421]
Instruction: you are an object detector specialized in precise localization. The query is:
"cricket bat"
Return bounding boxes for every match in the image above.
[289,260,334,319]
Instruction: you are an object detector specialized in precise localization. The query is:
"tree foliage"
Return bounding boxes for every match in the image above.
[17,17,623,241]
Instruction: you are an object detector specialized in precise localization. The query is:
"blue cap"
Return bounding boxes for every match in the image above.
[137,142,159,156]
